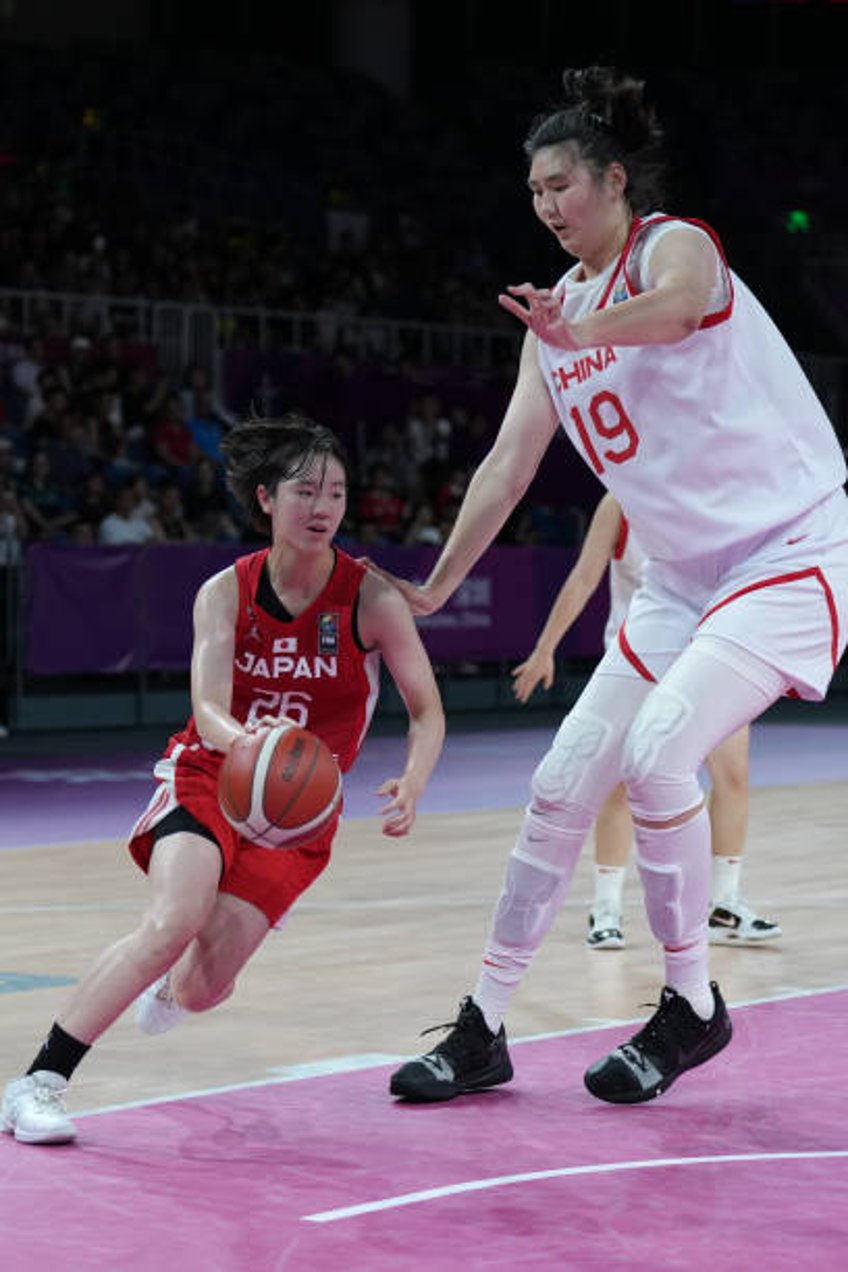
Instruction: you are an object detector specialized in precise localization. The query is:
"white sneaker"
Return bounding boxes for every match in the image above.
[586,909,625,950]
[1,1071,77,1144]
[135,972,186,1035]
[709,898,782,944]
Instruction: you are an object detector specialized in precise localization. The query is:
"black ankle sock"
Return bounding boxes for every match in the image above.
[27,1022,91,1081]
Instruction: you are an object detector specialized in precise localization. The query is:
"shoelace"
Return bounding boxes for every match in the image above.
[33,1085,67,1109]
[628,997,679,1062]
[418,1008,479,1063]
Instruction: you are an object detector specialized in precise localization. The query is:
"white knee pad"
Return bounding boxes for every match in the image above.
[622,681,692,789]
[531,707,618,811]
[623,683,703,821]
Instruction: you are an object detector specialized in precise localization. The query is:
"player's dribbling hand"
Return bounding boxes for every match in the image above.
[498,283,580,350]
[244,714,300,734]
[376,776,418,837]
[511,649,555,703]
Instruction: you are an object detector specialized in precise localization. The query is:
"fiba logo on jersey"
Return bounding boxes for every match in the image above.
[318,612,339,655]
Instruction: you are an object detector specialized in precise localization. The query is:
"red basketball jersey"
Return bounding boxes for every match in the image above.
[168,547,380,775]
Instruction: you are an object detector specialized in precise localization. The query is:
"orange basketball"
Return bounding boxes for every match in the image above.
[218,723,342,850]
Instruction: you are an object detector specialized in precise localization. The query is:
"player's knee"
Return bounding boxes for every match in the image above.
[531,708,613,808]
[620,686,691,783]
[139,908,201,966]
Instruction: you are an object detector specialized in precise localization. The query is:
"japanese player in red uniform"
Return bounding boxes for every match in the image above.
[3,414,444,1144]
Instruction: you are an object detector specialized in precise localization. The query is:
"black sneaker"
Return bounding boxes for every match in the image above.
[583,982,732,1104]
[389,996,514,1102]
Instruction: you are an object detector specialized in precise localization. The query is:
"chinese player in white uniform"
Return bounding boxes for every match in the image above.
[387,66,848,1105]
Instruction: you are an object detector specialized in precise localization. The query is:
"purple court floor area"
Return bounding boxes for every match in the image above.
[2,718,848,851]
[1,989,847,1270]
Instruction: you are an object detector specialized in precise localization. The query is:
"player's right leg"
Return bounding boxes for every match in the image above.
[2,832,221,1145]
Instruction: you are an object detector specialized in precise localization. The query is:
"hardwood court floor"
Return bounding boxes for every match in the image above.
[1,775,846,1117]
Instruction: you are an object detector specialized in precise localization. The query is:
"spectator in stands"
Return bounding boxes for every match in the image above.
[74,470,111,540]
[98,482,163,546]
[156,481,195,542]
[0,474,27,565]
[27,384,70,449]
[403,501,444,546]
[151,393,197,479]
[184,455,240,541]
[357,462,408,543]
[185,388,230,464]
[179,363,236,428]
[19,450,76,541]
[9,336,46,425]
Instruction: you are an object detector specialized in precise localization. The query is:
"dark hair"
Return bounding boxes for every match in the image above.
[523,66,665,214]
[221,411,351,536]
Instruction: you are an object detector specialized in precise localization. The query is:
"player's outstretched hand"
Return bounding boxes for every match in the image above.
[511,648,555,703]
[357,558,441,616]
[498,283,579,351]
[376,776,419,837]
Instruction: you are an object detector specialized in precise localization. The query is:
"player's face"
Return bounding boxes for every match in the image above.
[259,455,347,551]
[527,143,628,267]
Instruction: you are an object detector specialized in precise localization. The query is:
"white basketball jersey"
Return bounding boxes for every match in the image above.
[604,515,647,648]
[536,215,847,562]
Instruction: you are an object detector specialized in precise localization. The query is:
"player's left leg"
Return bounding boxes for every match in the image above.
[588,781,632,948]
[584,636,786,1103]
[706,727,782,942]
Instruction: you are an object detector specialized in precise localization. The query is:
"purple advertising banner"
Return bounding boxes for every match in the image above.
[25,543,606,676]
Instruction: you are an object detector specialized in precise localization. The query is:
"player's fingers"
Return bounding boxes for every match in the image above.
[497,293,533,325]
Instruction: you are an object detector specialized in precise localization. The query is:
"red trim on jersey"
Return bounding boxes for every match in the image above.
[613,514,629,561]
[617,620,657,682]
[615,214,734,329]
[698,567,840,668]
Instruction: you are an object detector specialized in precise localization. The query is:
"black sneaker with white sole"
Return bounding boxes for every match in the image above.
[389,996,514,1102]
[584,982,732,1104]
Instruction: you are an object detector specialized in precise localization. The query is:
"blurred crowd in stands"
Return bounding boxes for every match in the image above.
[0,44,846,567]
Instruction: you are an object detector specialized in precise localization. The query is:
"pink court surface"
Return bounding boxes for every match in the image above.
[1,990,847,1270]
[1,717,848,1268]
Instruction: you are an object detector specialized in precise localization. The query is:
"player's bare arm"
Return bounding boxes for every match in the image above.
[512,493,623,702]
[500,227,718,351]
[190,567,247,751]
[359,570,445,836]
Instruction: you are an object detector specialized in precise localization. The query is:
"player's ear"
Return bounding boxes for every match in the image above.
[256,483,273,514]
[606,161,628,198]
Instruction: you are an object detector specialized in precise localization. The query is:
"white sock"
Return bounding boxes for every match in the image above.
[664,942,714,1020]
[712,855,743,907]
[592,864,626,915]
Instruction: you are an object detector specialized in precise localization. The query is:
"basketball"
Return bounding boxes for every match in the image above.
[218,723,342,849]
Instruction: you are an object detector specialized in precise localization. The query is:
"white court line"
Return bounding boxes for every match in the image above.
[70,983,848,1120]
[302,1151,848,1224]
